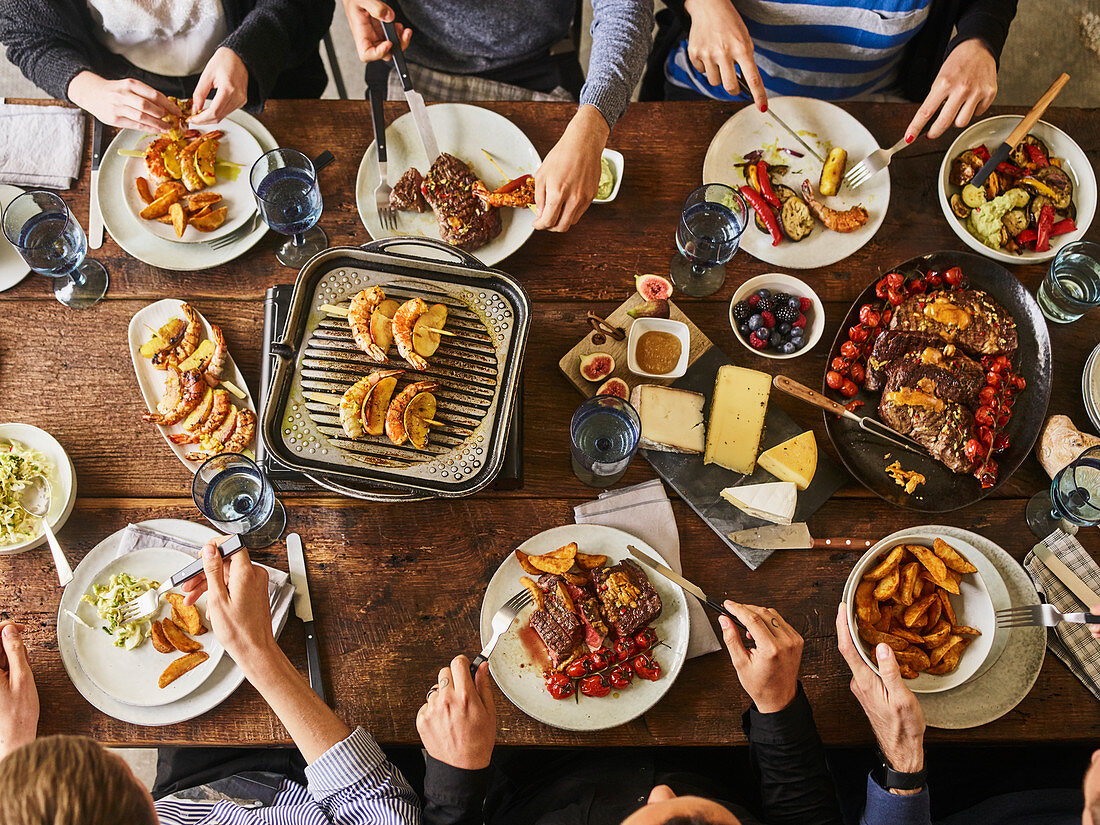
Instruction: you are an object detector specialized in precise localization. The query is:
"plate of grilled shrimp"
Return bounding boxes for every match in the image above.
[128,299,257,471]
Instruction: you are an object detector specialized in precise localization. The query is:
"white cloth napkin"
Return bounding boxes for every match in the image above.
[574,478,722,659]
[0,102,85,189]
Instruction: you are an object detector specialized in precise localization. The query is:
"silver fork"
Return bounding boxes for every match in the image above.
[366,60,397,231]
[116,535,244,625]
[844,135,911,191]
[996,603,1100,628]
[468,589,533,677]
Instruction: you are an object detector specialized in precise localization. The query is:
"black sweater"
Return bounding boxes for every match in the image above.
[0,0,334,109]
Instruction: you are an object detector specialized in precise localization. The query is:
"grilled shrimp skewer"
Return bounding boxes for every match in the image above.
[385,380,439,445]
[175,304,202,361]
[204,324,229,387]
[144,136,173,188]
[392,298,429,370]
[340,369,403,438]
[800,180,869,233]
[143,369,205,426]
[348,287,387,362]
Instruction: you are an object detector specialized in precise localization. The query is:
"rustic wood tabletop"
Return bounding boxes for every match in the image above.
[0,99,1097,747]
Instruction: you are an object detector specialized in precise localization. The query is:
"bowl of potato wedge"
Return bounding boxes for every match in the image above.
[843,534,994,693]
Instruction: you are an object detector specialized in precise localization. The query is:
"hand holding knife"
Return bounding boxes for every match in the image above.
[286,533,325,704]
[380,20,440,163]
[627,544,745,630]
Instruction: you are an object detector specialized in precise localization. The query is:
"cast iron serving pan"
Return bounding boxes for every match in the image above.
[822,250,1051,511]
[262,237,530,501]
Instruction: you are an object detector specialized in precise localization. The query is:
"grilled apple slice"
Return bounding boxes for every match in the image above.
[412,303,448,358]
[195,139,218,186]
[362,375,398,436]
[403,391,437,449]
[369,299,400,356]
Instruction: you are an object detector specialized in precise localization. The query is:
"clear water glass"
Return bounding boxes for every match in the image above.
[1038,241,1100,323]
[250,148,327,268]
[670,183,747,298]
[1,190,108,308]
[570,395,641,487]
[192,453,287,549]
[1026,446,1100,537]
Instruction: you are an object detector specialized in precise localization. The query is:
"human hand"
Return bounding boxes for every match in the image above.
[1091,605,1100,640]
[67,72,181,133]
[718,601,802,713]
[416,655,496,770]
[0,622,38,760]
[341,0,412,62]
[190,47,249,124]
[836,604,925,775]
[683,0,767,110]
[532,105,608,232]
[191,540,276,667]
[905,38,997,141]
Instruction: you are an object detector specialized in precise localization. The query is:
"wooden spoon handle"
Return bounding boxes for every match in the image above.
[811,538,874,549]
[772,375,855,419]
[1005,72,1070,149]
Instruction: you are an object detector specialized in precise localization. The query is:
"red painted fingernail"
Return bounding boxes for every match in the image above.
[761,103,768,113]
[905,134,915,144]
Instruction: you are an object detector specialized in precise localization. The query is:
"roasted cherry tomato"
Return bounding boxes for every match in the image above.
[844,400,865,412]
[907,278,927,295]
[859,305,881,328]
[886,288,905,306]
[985,372,1002,389]
[997,413,1011,428]
[881,308,893,326]
[944,266,963,287]
[632,653,661,681]
[875,279,890,299]
[565,656,593,679]
[992,355,1011,374]
[886,272,905,289]
[608,663,634,690]
[588,647,613,671]
[612,638,637,662]
[840,379,859,398]
[841,341,860,359]
[964,438,986,464]
[926,273,943,289]
[848,324,870,343]
[634,628,658,650]
[579,673,612,698]
[545,672,575,700]
[978,426,994,448]
[978,386,998,406]
[849,362,866,384]
[993,433,1010,453]
[831,356,850,373]
[826,370,844,390]
[1013,374,1026,390]
[975,407,995,428]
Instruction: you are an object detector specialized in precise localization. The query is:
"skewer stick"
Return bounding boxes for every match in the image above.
[320,304,349,317]
[425,327,457,336]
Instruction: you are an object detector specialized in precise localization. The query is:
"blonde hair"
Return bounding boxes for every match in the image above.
[0,735,156,825]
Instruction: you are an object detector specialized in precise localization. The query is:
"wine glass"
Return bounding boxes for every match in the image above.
[669,183,747,298]
[192,453,287,549]
[1,190,108,308]
[569,395,641,487]
[1026,446,1100,538]
[250,148,327,268]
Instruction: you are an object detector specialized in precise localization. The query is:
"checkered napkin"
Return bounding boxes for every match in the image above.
[1024,529,1100,699]
[0,102,85,189]
[574,478,722,659]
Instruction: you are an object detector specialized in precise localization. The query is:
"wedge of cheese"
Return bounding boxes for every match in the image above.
[704,365,771,473]
[720,481,797,525]
[758,430,818,490]
[630,385,705,454]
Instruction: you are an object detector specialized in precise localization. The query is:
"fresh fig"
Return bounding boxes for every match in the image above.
[578,352,615,382]
[596,377,629,399]
[635,273,673,302]
[627,299,670,320]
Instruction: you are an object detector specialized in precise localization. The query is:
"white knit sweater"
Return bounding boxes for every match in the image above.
[85,0,227,77]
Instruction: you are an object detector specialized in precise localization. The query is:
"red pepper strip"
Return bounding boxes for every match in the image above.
[1025,143,1049,168]
[995,162,1022,180]
[1035,203,1055,252]
[493,174,532,195]
[973,144,991,162]
[755,160,780,209]
[1016,228,1038,246]
[1051,218,1077,237]
[739,185,782,246]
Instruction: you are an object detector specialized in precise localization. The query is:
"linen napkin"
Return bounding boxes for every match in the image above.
[0,102,85,189]
[1024,528,1100,700]
[574,478,722,659]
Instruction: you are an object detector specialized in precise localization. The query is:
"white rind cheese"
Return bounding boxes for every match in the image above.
[758,430,818,490]
[630,385,706,454]
[720,481,797,524]
[704,365,771,473]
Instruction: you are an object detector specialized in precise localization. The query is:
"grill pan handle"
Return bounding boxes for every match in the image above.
[304,472,432,503]
[361,236,487,270]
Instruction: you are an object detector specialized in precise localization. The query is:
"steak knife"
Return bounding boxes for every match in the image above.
[88,117,104,249]
[1033,542,1100,609]
[627,544,744,629]
[381,20,440,163]
[728,523,873,551]
[286,533,326,704]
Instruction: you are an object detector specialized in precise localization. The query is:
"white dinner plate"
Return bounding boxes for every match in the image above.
[481,524,689,732]
[71,546,224,706]
[702,97,890,269]
[127,298,256,473]
[98,110,275,270]
[0,184,30,291]
[356,103,541,266]
[0,422,76,555]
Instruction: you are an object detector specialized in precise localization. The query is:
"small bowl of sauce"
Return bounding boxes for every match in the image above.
[627,318,690,378]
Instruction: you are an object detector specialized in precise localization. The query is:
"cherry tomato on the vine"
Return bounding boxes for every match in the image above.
[545,672,575,700]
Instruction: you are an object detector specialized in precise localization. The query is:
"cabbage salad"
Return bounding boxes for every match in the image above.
[0,440,53,546]
[82,573,161,649]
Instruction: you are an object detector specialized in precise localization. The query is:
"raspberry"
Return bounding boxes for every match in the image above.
[792,314,807,328]
[799,296,812,312]
[748,332,768,350]
[760,311,776,328]
[747,294,760,308]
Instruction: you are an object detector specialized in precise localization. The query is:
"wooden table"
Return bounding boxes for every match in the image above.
[1,100,1098,748]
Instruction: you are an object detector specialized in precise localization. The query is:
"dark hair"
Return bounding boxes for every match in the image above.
[662,817,726,825]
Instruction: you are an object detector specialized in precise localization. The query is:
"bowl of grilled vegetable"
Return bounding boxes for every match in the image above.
[939,116,1095,265]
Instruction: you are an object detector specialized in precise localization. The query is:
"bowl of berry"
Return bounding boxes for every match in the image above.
[730,273,824,359]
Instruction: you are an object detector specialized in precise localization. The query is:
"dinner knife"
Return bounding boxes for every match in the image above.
[727,523,873,552]
[626,544,744,629]
[735,75,824,165]
[88,117,104,249]
[286,533,326,704]
[1033,541,1100,609]
[968,72,1069,189]
[381,20,440,163]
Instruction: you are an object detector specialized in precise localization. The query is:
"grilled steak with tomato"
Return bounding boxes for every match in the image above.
[590,559,663,638]
[421,153,502,251]
[390,167,428,212]
[865,330,984,407]
[878,375,979,474]
[888,289,1017,357]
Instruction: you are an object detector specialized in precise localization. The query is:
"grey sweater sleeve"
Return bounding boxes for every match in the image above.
[0,0,94,101]
[580,0,653,127]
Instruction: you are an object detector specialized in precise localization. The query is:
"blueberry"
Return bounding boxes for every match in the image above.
[771,332,786,346]
[790,327,804,340]
[789,296,801,309]
[747,314,763,330]
[781,341,797,354]
[738,323,750,336]
[755,326,770,341]
[778,322,792,334]
[789,338,804,350]
[756,288,771,298]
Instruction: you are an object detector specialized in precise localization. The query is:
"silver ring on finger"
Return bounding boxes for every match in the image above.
[426,685,440,702]
[770,618,780,628]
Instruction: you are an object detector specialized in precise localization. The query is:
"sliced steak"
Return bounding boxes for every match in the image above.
[591,559,662,638]
[878,388,978,474]
[883,353,984,409]
[537,574,608,650]
[529,591,584,667]
[889,289,1017,357]
[421,152,501,251]
[390,167,427,212]
[866,331,943,392]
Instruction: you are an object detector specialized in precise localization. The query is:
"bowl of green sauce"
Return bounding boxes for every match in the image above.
[594,149,623,204]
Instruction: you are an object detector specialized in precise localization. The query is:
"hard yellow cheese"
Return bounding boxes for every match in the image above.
[630,385,706,454]
[703,365,771,474]
[757,430,817,490]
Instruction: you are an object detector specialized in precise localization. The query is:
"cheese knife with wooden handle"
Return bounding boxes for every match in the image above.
[728,523,873,552]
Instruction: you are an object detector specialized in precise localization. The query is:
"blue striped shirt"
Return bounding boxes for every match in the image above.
[666,0,931,101]
[154,728,421,824]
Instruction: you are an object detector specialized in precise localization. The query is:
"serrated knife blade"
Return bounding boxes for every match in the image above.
[287,533,325,703]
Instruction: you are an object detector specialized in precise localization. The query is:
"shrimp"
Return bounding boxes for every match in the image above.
[340,369,403,438]
[143,369,205,426]
[800,180,869,233]
[144,136,173,188]
[175,304,202,361]
[392,298,429,370]
[385,380,439,445]
[203,324,229,387]
[472,175,535,208]
[199,388,231,435]
[348,287,387,362]
[184,405,239,460]
[224,409,256,453]
[157,367,182,415]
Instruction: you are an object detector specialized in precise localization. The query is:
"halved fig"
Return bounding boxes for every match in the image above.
[596,377,629,398]
[635,273,673,302]
[579,352,614,382]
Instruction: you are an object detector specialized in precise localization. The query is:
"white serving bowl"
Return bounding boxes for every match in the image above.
[938,115,1096,265]
[842,533,995,694]
[0,423,77,555]
[594,148,624,204]
[626,317,690,379]
[729,272,824,360]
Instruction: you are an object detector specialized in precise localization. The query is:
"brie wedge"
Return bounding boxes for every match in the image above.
[720,481,797,525]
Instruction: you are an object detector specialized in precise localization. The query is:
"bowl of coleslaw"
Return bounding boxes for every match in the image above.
[0,423,76,554]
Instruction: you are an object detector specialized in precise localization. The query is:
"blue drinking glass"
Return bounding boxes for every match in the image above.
[570,395,641,487]
[250,148,327,268]
[670,183,747,298]
[192,453,286,549]
[1026,446,1100,538]
[1,191,108,308]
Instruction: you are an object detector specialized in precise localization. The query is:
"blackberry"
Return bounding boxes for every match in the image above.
[754,296,773,313]
[772,293,791,307]
[773,302,799,323]
[732,300,751,322]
